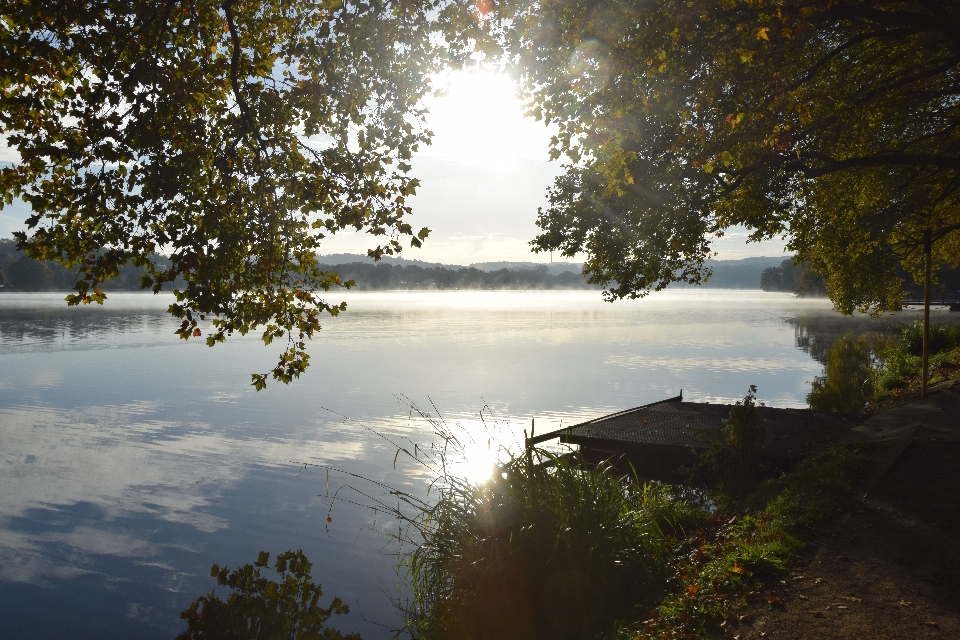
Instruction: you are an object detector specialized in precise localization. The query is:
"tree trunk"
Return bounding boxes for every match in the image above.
[922,228,932,398]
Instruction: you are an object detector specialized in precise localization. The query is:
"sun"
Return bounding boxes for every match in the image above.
[421,69,555,169]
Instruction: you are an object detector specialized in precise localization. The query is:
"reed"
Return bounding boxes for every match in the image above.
[401,448,705,640]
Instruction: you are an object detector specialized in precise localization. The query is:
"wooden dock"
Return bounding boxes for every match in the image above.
[528,393,863,481]
[902,292,960,309]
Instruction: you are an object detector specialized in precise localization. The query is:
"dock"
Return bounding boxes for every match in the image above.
[528,392,863,481]
[901,291,960,309]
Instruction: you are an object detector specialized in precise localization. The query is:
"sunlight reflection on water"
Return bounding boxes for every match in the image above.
[0,289,948,639]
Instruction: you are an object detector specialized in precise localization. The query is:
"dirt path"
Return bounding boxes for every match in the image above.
[735,386,960,639]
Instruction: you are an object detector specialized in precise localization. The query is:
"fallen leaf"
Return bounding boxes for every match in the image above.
[687,584,701,596]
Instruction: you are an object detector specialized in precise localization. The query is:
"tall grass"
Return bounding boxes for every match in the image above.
[402,450,705,640]
[291,398,870,640]
[289,400,705,639]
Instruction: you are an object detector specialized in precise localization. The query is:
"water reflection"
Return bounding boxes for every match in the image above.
[787,306,960,364]
[3,290,947,639]
[177,550,360,640]
[806,334,878,414]
[0,293,174,354]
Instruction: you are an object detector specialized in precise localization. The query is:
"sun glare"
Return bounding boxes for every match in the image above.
[422,70,554,169]
[449,438,498,484]
[440,415,521,485]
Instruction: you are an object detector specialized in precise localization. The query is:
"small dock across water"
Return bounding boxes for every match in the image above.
[528,392,863,481]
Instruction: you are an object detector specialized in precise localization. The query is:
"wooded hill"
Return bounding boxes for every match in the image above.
[0,239,788,292]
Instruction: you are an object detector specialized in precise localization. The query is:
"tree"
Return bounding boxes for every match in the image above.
[760,258,825,295]
[0,0,478,388]
[7,253,56,290]
[481,1,957,313]
[178,549,359,640]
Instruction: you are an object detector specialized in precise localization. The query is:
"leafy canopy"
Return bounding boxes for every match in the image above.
[486,0,960,312]
[0,0,478,388]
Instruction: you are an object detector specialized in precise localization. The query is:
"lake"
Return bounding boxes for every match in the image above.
[0,289,944,638]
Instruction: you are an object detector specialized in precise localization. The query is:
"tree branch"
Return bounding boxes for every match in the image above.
[221,0,262,148]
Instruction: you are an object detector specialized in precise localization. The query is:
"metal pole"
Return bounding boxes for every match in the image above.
[922,228,932,398]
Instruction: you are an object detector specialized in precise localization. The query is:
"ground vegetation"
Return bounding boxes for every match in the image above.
[633,443,872,640]
[401,443,870,640]
[373,393,873,640]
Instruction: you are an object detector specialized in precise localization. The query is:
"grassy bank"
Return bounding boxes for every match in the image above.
[401,440,874,640]
[631,444,874,639]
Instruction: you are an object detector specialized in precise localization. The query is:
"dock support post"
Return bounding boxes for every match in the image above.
[923,228,932,398]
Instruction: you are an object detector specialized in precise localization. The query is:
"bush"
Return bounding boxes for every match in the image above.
[692,386,766,497]
[897,319,960,357]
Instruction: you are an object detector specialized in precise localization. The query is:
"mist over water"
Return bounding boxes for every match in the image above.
[0,290,948,638]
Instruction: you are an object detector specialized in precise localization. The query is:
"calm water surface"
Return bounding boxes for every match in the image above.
[0,290,941,638]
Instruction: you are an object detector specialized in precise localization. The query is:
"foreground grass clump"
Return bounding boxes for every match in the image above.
[403,451,706,640]
[630,444,873,640]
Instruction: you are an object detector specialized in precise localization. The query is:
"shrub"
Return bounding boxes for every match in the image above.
[896,319,960,357]
[692,386,766,497]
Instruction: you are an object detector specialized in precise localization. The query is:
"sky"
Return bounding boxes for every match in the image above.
[0,70,789,264]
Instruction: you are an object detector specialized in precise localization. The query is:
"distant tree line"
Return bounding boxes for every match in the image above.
[0,241,599,293]
[0,238,178,292]
[317,262,602,291]
[760,259,827,296]
[762,256,960,299]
